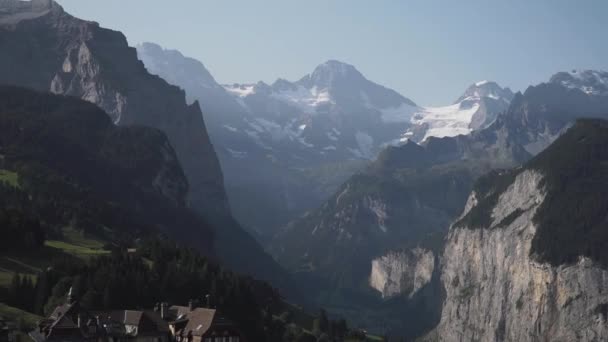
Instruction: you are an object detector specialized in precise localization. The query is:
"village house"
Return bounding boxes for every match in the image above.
[30,289,170,342]
[28,290,242,342]
[95,310,170,342]
[161,301,242,342]
[30,300,102,342]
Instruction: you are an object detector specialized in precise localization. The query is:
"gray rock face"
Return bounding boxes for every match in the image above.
[436,170,608,342]
[369,248,435,299]
[0,0,52,24]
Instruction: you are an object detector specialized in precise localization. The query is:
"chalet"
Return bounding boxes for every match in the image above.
[95,310,170,342]
[28,291,242,342]
[163,302,242,342]
[30,300,101,342]
[31,289,170,342]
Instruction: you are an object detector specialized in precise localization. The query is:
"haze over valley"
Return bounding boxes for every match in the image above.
[1,1,608,341]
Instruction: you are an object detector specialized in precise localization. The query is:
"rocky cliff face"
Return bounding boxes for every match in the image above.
[0,0,227,215]
[435,120,608,341]
[438,171,608,342]
[0,0,296,293]
[273,75,608,336]
[369,248,434,299]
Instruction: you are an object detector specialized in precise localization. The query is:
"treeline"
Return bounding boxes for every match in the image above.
[0,182,46,251]
[2,239,275,340]
[2,239,364,341]
[529,119,608,267]
[0,86,214,252]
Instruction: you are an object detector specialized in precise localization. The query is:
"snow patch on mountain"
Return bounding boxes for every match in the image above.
[224,84,256,98]
[223,124,238,132]
[270,85,333,113]
[218,59,512,159]
[550,70,608,96]
[412,103,481,140]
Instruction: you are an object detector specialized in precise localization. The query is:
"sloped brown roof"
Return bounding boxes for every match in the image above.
[123,310,144,326]
[49,303,73,321]
[171,307,217,337]
[168,305,192,320]
[94,309,169,334]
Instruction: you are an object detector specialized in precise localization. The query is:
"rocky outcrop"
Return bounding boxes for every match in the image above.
[369,248,434,299]
[436,169,608,342]
[0,0,52,24]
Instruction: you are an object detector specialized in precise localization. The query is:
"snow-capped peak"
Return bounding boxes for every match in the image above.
[455,80,514,104]
[298,60,365,90]
[550,70,608,96]
[311,60,361,78]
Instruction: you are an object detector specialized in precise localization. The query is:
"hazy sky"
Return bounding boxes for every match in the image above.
[56,0,607,106]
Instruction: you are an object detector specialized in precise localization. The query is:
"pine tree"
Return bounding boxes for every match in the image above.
[103,286,112,309]
[34,272,50,315]
[8,273,22,307]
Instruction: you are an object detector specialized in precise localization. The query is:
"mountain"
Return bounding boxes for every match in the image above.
[0,0,293,293]
[270,70,608,336]
[220,61,513,158]
[0,87,324,341]
[0,85,214,254]
[433,119,608,342]
[136,43,359,237]
[136,43,513,237]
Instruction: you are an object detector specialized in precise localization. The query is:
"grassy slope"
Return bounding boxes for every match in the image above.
[0,227,108,287]
[0,169,19,188]
[0,228,108,329]
[0,303,42,330]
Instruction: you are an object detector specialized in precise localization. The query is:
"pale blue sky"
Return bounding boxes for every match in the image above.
[56,0,607,106]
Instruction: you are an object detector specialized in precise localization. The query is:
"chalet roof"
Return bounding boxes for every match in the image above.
[170,306,217,337]
[168,305,192,320]
[49,303,73,320]
[94,310,169,333]
[123,310,144,326]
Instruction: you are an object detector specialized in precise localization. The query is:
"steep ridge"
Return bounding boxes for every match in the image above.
[271,70,608,336]
[435,119,608,342]
[0,0,293,293]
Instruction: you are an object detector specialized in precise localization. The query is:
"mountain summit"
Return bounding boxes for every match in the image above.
[298,60,367,89]
[455,80,514,104]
